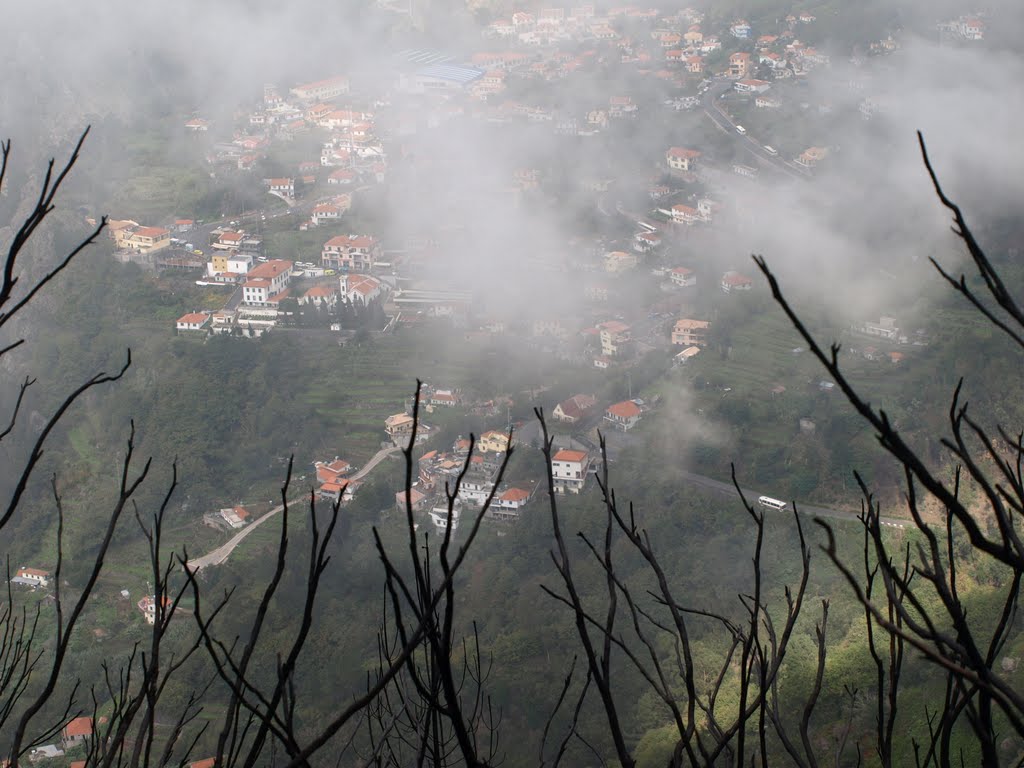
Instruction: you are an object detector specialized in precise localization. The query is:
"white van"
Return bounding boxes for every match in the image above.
[735,125,747,135]
[763,145,778,156]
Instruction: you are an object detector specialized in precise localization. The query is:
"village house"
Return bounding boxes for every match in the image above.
[669,267,696,287]
[597,320,631,357]
[700,35,721,53]
[310,196,352,226]
[184,118,209,131]
[319,480,358,504]
[137,594,172,626]
[316,458,353,484]
[323,235,380,271]
[478,430,514,453]
[395,487,430,512]
[672,318,710,346]
[218,506,250,529]
[241,260,292,307]
[212,230,245,251]
[489,487,534,520]
[340,273,386,304]
[728,52,752,78]
[721,271,754,292]
[756,95,782,109]
[176,312,211,334]
[670,204,701,225]
[734,79,771,94]
[604,250,638,272]
[553,394,598,424]
[12,566,49,587]
[858,316,899,340]
[63,717,93,749]
[633,231,662,253]
[551,449,591,494]
[686,56,705,74]
[267,178,295,199]
[290,76,349,101]
[666,147,700,173]
[428,388,458,408]
[795,146,828,169]
[328,168,357,185]
[605,400,642,432]
[385,413,415,440]
[119,225,171,254]
[299,284,339,309]
[674,346,701,365]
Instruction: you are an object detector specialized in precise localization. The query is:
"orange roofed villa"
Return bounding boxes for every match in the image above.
[551,449,591,494]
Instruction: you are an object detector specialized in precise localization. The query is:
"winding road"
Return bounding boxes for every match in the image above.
[701,79,808,181]
[186,444,401,571]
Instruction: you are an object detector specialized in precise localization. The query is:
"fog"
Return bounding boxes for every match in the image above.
[3,0,1022,373]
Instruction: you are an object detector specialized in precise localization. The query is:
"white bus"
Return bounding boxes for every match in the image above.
[757,496,788,511]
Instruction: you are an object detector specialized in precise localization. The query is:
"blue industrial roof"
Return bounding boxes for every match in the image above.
[415,64,484,84]
[397,49,455,66]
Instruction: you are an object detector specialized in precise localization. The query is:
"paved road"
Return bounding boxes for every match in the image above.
[671,467,906,529]
[186,445,402,571]
[185,504,286,571]
[701,80,808,181]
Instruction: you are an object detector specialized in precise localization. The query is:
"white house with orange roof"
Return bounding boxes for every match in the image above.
[489,486,535,520]
[213,230,245,250]
[218,506,250,529]
[669,267,696,287]
[176,312,211,333]
[290,75,349,101]
[299,284,339,309]
[666,147,701,173]
[120,226,171,254]
[316,458,353,484]
[551,449,591,494]
[721,271,753,292]
[672,318,710,346]
[324,235,381,271]
[267,178,295,199]
[310,197,352,226]
[62,717,93,749]
[137,594,172,625]
[604,400,642,431]
[340,273,386,304]
[242,260,293,306]
[12,566,49,587]
[734,79,771,94]
[670,204,701,225]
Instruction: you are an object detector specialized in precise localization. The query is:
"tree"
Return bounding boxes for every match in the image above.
[6,126,1024,768]
[0,134,498,768]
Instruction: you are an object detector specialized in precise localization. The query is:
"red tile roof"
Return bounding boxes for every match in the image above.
[607,401,641,419]
[667,147,701,159]
[500,488,530,502]
[64,717,93,737]
[553,449,587,463]
[134,226,170,238]
[248,260,292,279]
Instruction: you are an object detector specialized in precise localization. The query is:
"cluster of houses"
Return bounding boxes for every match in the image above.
[175,230,390,337]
